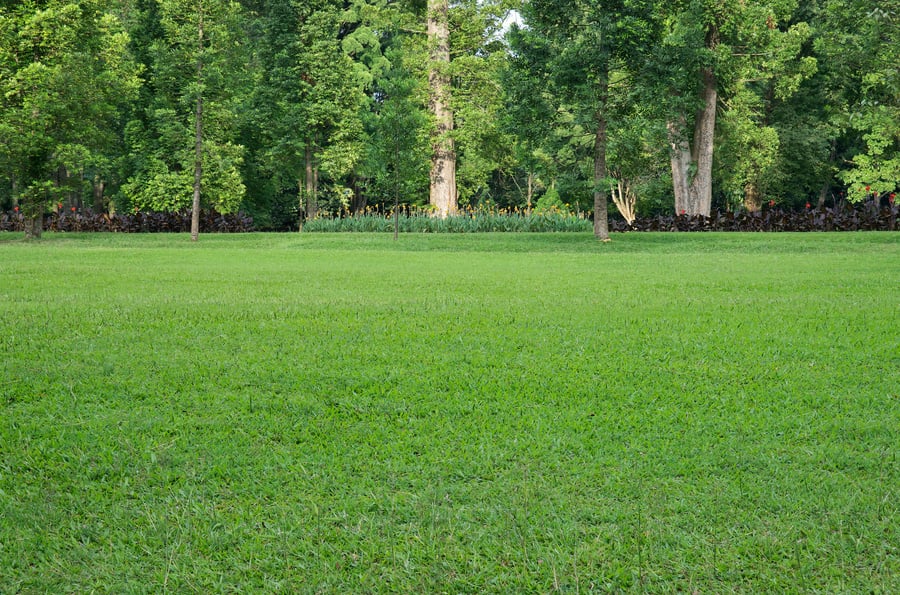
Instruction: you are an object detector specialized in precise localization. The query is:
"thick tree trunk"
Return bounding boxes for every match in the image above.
[190,4,204,242]
[668,116,690,215]
[669,68,717,217]
[24,215,42,240]
[593,114,610,241]
[427,0,456,218]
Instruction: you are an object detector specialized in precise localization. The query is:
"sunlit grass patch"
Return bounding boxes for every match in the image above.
[1,232,897,592]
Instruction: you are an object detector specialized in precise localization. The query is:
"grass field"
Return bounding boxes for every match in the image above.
[1,231,898,593]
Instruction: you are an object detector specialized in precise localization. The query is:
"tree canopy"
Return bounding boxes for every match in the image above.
[1,0,896,230]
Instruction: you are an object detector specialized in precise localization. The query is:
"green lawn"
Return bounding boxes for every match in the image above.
[1,232,898,592]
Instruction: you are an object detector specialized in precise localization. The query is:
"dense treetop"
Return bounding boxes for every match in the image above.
[1,0,896,231]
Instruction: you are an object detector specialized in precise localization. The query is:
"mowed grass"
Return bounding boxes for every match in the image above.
[0,232,897,593]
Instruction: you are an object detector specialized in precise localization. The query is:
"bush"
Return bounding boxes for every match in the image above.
[0,210,254,233]
[1,203,895,234]
[620,204,897,233]
[303,207,591,233]
[303,203,898,234]
[533,187,570,215]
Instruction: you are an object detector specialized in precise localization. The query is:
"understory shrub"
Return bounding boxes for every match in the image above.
[305,204,898,233]
[619,204,897,233]
[0,210,254,233]
[0,204,895,233]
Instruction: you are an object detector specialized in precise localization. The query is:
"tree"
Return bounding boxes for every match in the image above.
[248,0,365,228]
[0,0,139,238]
[645,0,722,217]
[715,4,815,211]
[368,45,430,238]
[121,0,246,239]
[650,0,817,216]
[813,0,899,204]
[502,17,560,213]
[515,0,655,240]
[448,0,516,208]
[427,0,456,217]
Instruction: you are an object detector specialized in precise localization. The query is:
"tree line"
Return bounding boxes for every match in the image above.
[1,0,897,239]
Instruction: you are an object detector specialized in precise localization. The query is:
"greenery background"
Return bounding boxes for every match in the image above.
[1,0,897,227]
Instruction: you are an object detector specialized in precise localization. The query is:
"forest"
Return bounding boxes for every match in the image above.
[1,0,897,238]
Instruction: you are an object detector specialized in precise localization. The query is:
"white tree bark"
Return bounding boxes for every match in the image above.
[669,68,717,217]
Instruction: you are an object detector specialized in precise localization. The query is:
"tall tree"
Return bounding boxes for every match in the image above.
[368,45,430,238]
[650,0,721,217]
[449,0,516,207]
[517,0,654,240]
[813,0,899,203]
[651,0,817,216]
[427,0,456,217]
[0,0,139,238]
[715,3,815,211]
[121,0,247,237]
[249,0,364,228]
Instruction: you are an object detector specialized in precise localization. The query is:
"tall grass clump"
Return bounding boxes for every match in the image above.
[303,205,592,233]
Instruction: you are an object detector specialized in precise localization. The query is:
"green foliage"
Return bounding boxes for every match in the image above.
[0,0,140,215]
[1,233,898,591]
[448,1,516,206]
[249,0,365,213]
[304,208,590,232]
[1,0,896,217]
[812,0,899,203]
[120,0,247,213]
[532,185,570,215]
[365,45,431,206]
[839,102,900,201]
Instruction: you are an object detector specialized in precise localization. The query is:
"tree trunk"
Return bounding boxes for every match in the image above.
[744,182,762,212]
[427,0,456,218]
[297,179,304,232]
[526,171,533,215]
[24,215,42,240]
[92,175,105,212]
[593,113,610,241]
[190,2,204,242]
[304,141,317,221]
[669,68,717,217]
[817,183,828,209]
[350,175,367,214]
[818,141,836,209]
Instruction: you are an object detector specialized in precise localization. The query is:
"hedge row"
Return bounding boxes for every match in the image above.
[303,210,592,233]
[0,204,895,234]
[615,204,897,233]
[0,210,254,233]
[305,204,897,233]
